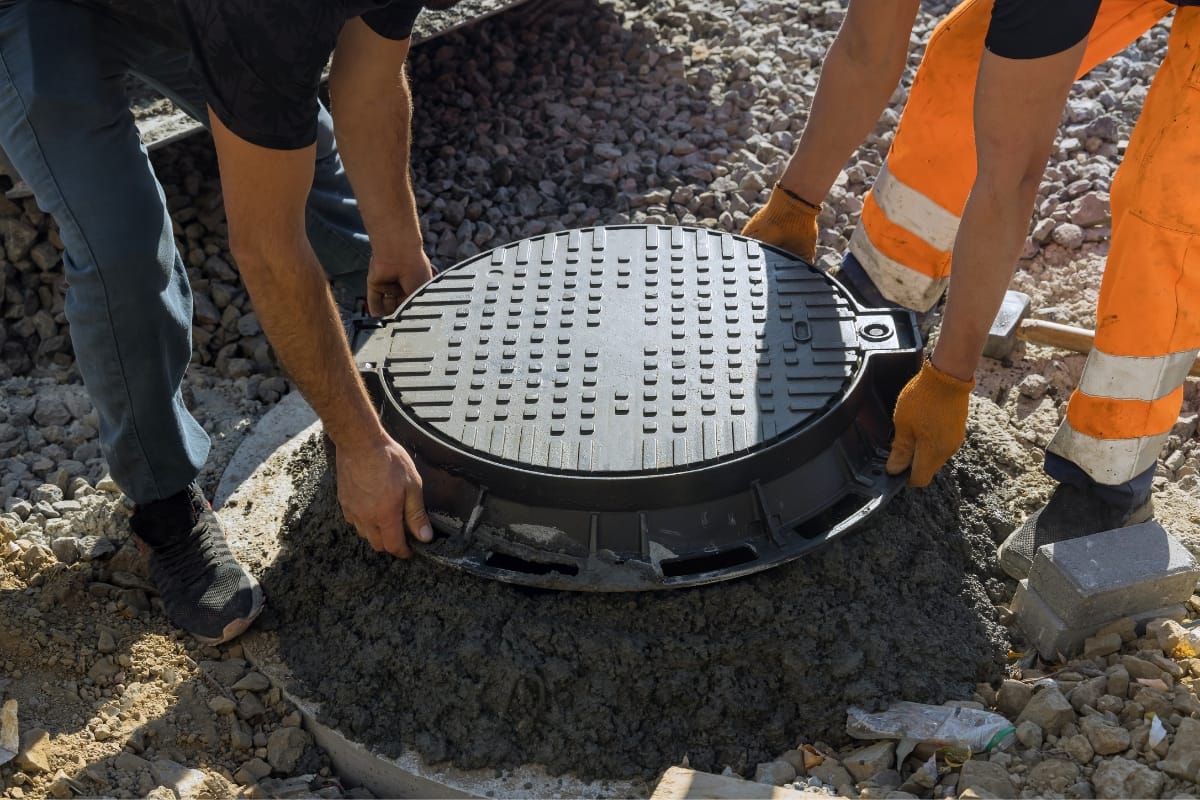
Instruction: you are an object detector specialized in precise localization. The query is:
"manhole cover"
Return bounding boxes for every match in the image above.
[355,226,921,590]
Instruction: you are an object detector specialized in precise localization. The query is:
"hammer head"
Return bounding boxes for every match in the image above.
[982,290,1032,360]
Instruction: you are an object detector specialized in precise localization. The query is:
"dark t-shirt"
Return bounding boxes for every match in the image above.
[178,0,424,150]
[987,0,1200,59]
[67,0,188,47]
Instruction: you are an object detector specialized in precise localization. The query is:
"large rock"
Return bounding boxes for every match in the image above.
[266,727,311,773]
[1159,716,1200,781]
[1017,686,1076,736]
[753,760,796,786]
[233,757,272,785]
[1081,715,1131,755]
[1083,631,1123,658]
[956,759,1015,798]
[1107,665,1131,698]
[1148,618,1197,658]
[808,762,854,792]
[199,659,246,687]
[150,759,208,800]
[1121,655,1166,681]
[231,671,271,693]
[1064,733,1095,764]
[1068,191,1110,227]
[1093,757,1164,799]
[15,728,51,774]
[1052,222,1084,249]
[841,741,894,783]
[0,698,17,766]
[0,218,38,262]
[996,679,1032,719]
[1069,676,1107,712]
[1028,759,1080,794]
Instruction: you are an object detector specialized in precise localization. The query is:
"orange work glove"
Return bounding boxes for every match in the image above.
[741,182,822,263]
[886,359,975,487]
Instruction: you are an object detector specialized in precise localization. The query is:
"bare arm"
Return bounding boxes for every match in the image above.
[779,0,922,204]
[932,42,1087,381]
[209,115,431,557]
[328,18,431,316]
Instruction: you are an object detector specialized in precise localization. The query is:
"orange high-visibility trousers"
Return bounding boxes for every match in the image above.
[1050,6,1200,485]
[853,0,1173,312]
[856,0,1200,488]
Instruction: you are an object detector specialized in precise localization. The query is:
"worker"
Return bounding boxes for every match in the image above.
[745,0,1200,579]
[0,0,378,642]
[173,0,474,571]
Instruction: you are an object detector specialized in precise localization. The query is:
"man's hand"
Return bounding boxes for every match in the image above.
[368,251,433,316]
[885,359,975,487]
[335,431,433,557]
[742,183,822,262]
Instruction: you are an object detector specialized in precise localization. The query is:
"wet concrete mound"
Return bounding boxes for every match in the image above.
[249,416,1015,784]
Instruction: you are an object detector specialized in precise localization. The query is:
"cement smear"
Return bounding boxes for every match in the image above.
[258,399,1019,783]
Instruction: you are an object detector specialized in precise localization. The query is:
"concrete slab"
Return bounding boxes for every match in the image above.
[1027,522,1200,628]
[1012,578,1186,660]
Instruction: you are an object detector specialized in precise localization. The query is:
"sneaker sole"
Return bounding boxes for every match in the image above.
[998,499,1154,581]
[192,578,266,646]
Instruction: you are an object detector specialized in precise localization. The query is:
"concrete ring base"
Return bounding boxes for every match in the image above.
[216,393,641,799]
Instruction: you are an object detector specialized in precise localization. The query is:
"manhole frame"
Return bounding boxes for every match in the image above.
[357,226,921,590]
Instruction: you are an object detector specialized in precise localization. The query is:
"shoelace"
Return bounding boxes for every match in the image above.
[153,517,229,590]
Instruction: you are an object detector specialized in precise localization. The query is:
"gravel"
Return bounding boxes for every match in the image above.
[1,0,1199,797]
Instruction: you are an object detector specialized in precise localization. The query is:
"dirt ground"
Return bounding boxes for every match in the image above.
[0,524,343,799]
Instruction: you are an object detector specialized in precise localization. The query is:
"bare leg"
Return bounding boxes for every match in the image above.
[779,0,922,205]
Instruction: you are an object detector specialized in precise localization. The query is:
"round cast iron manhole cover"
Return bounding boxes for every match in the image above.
[355,226,921,590]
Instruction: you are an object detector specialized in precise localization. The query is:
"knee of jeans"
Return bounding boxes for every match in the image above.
[62,210,178,279]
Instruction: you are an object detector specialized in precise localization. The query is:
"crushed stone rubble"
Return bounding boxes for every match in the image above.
[746,604,1200,799]
[1,0,1198,797]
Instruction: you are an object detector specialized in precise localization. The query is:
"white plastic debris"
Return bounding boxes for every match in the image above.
[847,702,1017,754]
[1149,714,1168,749]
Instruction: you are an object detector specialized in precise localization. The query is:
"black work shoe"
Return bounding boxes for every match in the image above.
[131,483,265,644]
[833,251,891,308]
[997,483,1154,580]
[833,252,937,337]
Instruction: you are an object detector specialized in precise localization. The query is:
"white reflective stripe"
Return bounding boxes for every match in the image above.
[1077,347,1199,402]
[871,163,961,252]
[1047,421,1167,485]
[849,225,947,312]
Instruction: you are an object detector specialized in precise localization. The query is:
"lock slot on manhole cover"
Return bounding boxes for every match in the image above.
[356,226,921,590]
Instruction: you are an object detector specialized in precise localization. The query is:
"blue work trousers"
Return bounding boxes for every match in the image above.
[0,0,370,504]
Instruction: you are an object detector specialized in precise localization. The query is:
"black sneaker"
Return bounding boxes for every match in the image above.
[130,483,265,644]
[834,252,937,337]
[997,483,1154,580]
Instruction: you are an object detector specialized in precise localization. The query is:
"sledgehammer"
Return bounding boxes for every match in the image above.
[983,290,1200,377]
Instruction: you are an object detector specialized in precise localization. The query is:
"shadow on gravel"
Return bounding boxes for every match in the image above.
[405,0,761,264]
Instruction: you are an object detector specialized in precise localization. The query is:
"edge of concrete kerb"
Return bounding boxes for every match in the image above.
[216,391,640,799]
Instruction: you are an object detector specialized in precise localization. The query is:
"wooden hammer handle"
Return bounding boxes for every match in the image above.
[1017,319,1200,378]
